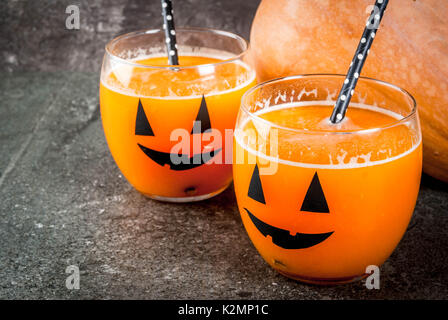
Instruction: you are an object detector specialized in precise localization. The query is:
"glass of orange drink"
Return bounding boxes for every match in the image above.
[100,28,255,202]
[233,75,422,284]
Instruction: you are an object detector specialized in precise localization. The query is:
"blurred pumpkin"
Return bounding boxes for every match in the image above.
[249,0,448,182]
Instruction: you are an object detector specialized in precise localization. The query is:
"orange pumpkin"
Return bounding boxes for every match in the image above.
[249,0,448,182]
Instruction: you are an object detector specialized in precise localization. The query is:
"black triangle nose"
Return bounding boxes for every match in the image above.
[300,172,330,213]
[135,99,155,136]
[191,95,212,134]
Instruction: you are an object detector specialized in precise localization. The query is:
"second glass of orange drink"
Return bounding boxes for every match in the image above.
[233,75,422,284]
[100,28,255,202]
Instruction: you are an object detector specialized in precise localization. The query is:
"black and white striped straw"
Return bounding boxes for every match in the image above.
[330,0,389,124]
[161,0,179,65]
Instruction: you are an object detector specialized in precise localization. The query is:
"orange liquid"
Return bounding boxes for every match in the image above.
[233,103,422,282]
[100,55,255,199]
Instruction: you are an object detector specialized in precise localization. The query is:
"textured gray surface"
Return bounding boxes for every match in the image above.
[1,0,448,300]
[0,0,258,73]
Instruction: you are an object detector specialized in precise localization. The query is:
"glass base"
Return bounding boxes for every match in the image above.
[276,269,368,285]
[140,183,230,203]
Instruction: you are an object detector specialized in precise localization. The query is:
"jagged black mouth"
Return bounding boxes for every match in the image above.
[244,208,333,249]
[138,143,221,171]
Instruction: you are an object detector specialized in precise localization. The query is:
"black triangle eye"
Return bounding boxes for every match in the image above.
[248,164,266,204]
[191,95,212,134]
[135,99,155,136]
[300,172,329,213]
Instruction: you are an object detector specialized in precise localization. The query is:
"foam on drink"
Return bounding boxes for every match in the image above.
[101,47,256,99]
[235,101,421,169]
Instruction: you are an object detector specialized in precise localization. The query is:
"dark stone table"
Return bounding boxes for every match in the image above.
[1,0,447,300]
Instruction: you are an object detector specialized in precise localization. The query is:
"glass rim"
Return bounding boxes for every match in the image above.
[104,27,250,70]
[240,74,418,135]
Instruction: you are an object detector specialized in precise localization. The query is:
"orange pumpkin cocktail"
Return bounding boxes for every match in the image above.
[100,28,255,202]
[233,75,422,284]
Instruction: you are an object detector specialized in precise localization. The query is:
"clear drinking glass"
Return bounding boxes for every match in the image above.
[100,28,255,202]
[233,74,422,284]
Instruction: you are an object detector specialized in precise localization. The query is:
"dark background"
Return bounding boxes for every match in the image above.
[0,0,258,72]
[0,0,447,299]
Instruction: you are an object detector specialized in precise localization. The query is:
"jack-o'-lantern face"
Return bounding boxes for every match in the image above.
[245,164,334,249]
[135,95,221,170]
